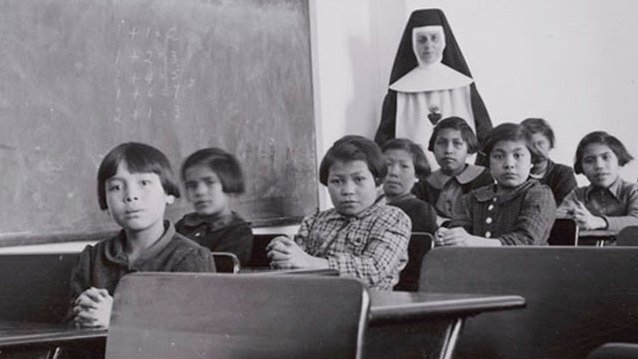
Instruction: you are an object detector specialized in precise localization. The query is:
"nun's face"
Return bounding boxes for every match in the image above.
[412,26,445,66]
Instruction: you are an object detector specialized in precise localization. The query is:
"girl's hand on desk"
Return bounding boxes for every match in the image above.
[435,227,499,247]
[267,236,295,268]
[73,287,113,328]
[555,207,573,218]
[266,236,293,255]
[435,227,473,246]
[572,201,606,230]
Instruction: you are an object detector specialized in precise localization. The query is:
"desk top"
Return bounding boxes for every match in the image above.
[580,229,617,238]
[0,320,106,347]
[369,291,525,323]
[0,292,524,347]
[240,268,340,276]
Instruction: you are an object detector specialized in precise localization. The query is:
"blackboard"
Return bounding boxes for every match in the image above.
[0,0,317,242]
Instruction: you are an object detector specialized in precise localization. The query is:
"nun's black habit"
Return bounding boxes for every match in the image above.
[374,9,492,149]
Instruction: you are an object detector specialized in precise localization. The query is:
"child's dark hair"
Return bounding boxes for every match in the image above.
[521,118,555,148]
[181,148,245,194]
[573,131,633,174]
[382,138,431,182]
[97,142,180,210]
[319,135,387,186]
[427,116,479,154]
[482,123,543,163]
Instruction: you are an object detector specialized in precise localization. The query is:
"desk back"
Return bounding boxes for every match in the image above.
[106,273,369,359]
[0,253,79,323]
[247,233,284,268]
[420,247,638,359]
[616,226,638,246]
[211,252,240,273]
[394,232,433,292]
[548,218,579,246]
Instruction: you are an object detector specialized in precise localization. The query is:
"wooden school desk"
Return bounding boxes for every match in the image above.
[420,246,638,359]
[366,291,525,359]
[0,292,523,359]
[0,320,105,357]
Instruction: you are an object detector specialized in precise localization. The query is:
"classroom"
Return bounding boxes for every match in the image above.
[0,0,638,358]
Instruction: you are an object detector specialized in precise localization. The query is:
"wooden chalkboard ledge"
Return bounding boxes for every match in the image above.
[0,217,304,248]
[0,230,118,248]
[250,216,304,228]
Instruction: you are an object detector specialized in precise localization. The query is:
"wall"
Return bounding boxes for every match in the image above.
[7,0,638,252]
[312,0,638,191]
[310,0,408,207]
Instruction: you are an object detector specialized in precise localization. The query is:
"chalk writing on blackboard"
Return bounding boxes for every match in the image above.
[0,0,316,241]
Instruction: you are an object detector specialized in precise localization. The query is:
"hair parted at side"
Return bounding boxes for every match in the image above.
[521,117,556,148]
[382,138,431,182]
[427,116,479,154]
[97,142,180,210]
[482,123,543,163]
[573,131,633,174]
[181,147,245,194]
[319,135,387,186]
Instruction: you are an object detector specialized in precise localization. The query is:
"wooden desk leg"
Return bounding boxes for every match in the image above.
[440,318,464,359]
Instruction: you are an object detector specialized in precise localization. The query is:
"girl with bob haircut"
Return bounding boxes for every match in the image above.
[382,138,437,291]
[70,142,214,330]
[381,138,437,235]
[413,116,493,223]
[558,131,638,231]
[435,123,556,246]
[319,135,388,187]
[176,148,253,265]
[520,118,577,205]
[384,138,432,183]
[267,135,411,290]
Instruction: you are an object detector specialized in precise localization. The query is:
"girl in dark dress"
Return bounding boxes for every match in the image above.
[176,148,253,265]
[521,118,577,205]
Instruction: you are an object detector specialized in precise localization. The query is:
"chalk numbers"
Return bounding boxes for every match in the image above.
[113,22,183,123]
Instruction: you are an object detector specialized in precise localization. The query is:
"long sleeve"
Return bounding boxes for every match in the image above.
[603,186,638,232]
[498,186,556,245]
[389,197,438,235]
[417,203,439,235]
[547,164,577,206]
[69,246,94,302]
[173,246,216,273]
[66,245,94,321]
[326,209,411,290]
[556,183,638,232]
[557,188,579,215]
[293,215,314,251]
[446,193,474,232]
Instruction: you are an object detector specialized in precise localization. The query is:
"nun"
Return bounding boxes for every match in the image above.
[375,9,493,154]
